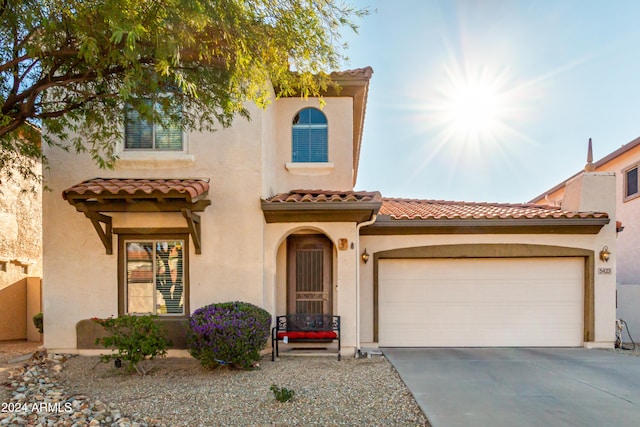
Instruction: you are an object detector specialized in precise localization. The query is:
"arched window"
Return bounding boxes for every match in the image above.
[292,108,328,162]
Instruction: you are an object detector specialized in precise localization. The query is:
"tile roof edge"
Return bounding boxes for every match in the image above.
[381,197,563,210]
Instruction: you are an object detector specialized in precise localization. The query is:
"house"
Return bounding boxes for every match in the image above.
[43,67,618,355]
[531,137,640,338]
[0,149,42,342]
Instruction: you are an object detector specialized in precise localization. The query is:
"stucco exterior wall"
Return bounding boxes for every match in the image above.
[0,162,42,342]
[591,152,640,283]
[0,165,42,290]
[535,154,640,335]
[273,97,354,193]
[263,222,359,355]
[42,92,361,351]
[602,153,640,337]
[359,232,616,346]
[360,172,617,347]
[43,103,269,350]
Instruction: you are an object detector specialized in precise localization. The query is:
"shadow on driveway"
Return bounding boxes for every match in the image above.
[383,348,640,427]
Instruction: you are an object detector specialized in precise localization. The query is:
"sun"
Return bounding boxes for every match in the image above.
[449,84,499,134]
[408,62,534,181]
[439,67,507,141]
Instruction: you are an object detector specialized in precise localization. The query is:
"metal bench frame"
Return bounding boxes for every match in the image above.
[271,314,341,361]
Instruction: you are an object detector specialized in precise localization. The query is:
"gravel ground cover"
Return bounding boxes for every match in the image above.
[1,345,429,426]
[3,340,640,426]
[0,340,42,405]
[60,355,429,426]
[0,340,41,364]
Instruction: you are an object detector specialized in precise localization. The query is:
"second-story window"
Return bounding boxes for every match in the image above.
[625,165,639,200]
[125,99,183,151]
[292,107,328,162]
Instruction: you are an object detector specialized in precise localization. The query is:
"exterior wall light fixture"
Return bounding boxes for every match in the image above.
[599,246,611,262]
[361,249,370,264]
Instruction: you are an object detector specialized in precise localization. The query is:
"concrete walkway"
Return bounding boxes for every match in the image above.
[383,348,640,427]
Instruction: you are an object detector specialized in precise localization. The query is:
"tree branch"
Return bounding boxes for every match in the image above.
[0,52,33,74]
[0,116,27,139]
[35,95,100,120]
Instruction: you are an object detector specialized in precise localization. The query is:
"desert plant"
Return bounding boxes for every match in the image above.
[92,314,172,375]
[187,301,271,370]
[270,384,295,402]
[33,312,43,334]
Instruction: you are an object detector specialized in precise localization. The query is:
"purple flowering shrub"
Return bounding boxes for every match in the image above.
[187,301,272,369]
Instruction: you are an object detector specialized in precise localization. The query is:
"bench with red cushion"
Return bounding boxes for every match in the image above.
[271,314,341,361]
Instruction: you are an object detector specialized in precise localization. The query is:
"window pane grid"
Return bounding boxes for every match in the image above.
[626,167,638,198]
[125,240,185,315]
[124,100,183,151]
[292,108,328,163]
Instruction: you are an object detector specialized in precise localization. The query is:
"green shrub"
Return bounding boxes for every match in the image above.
[33,312,43,334]
[187,301,271,370]
[92,314,172,375]
[270,384,295,402]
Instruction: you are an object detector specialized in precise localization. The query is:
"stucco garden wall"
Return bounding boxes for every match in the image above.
[0,166,42,290]
[0,163,42,341]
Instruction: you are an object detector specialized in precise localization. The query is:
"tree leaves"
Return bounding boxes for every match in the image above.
[0,0,369,181]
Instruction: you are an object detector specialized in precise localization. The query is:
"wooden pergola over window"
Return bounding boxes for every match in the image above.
[62,178,212,254]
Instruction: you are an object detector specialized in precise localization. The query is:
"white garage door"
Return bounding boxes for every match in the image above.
[379,258,584,347]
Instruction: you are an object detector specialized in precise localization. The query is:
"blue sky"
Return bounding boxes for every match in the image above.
[343,0,640,202]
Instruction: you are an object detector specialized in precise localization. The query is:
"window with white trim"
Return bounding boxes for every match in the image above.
[625,165,639,200]
[124,99,183,151]
[292,107,328,162]
[123,238,186,315]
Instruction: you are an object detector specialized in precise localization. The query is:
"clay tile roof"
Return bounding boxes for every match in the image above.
[331,67,374,79]
[379,198,609,220]
[63,178,210,203]
[265,189,383,204]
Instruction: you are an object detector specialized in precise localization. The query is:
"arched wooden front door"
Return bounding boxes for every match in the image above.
[286,235,333,315]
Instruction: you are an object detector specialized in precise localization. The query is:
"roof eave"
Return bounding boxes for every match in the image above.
[360,216,610,235]
[261,200,381,223]
[530,135,640,203]
[277,68,373,187]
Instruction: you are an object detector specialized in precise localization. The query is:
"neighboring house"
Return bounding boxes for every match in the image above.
[531,138,640,337]
[0,151,42,342]
[43,67,618,355]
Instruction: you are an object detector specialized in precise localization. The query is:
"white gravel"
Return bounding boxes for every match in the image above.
[3,353,429,426]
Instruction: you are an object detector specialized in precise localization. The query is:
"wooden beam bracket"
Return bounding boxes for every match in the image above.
[182,209,202,254]
[83,212,113,254]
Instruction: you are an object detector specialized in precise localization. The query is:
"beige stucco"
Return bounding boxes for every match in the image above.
[42,72,616,354]
[42,94,360,352]
[0,159,42,341]
[360,231,615,346]
[0,165,42,290]
[534,146,639,336]
[264,222,360,354]
[0,276,44,342]
[273,98,354,193]
[358,173,617,347]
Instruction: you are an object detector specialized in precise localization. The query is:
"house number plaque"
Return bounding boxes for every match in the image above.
[598,268,612,275]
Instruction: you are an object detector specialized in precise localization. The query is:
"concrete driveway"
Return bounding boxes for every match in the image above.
[382,348,640,427]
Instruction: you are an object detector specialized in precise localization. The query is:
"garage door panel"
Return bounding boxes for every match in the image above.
[379,258,583,347]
